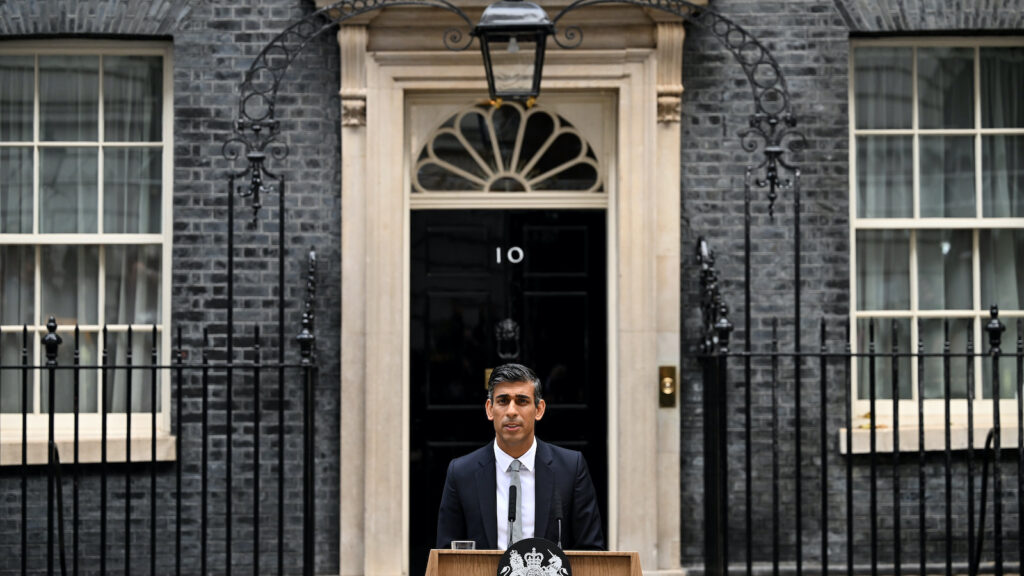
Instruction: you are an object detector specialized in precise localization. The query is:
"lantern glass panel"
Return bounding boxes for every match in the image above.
[488,35,537,96]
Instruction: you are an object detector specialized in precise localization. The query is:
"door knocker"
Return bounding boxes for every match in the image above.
[495,318,521,360]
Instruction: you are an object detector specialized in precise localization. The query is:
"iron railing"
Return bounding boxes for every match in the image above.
[696,239,1024,576]
[0,254,319,576]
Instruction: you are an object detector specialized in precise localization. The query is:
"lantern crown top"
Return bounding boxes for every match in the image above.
[473,0,555,33]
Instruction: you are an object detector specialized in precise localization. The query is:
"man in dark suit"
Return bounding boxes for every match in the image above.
[435,363,605,550]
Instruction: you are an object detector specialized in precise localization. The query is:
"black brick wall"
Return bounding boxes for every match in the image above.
[680,0,1024,570]
[0,0,196,36]
[832,0,1024,33]
[0,0,341,574]
[2,0,1023,573]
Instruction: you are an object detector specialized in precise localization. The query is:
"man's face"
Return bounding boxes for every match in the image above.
[485,380,546,457]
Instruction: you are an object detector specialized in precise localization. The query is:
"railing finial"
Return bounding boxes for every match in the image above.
[296,247,318,363]
[986,305,1006,355]
[697,238,732,356]
[42,316,62,366]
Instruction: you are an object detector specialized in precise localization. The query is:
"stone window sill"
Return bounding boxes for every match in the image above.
[840,424,1021,454]
[0,434,177,466]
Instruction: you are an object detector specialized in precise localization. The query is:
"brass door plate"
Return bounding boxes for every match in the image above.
[659,365,677,408]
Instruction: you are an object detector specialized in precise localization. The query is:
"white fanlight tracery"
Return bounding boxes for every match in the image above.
[412,101,603,194]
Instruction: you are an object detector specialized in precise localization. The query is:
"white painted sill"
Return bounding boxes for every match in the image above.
[839,424,1022,454]
[0,434,177,466]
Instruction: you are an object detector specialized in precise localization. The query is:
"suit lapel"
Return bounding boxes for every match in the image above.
[475,443,498,549]
[534,440,554,541]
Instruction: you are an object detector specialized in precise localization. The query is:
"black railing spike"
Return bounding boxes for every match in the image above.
[986,305,1006,354]
[50,442,67,576]
[297,247,318,361]
[942,317,952,576]
[43,317,62,365]
[973,428,1000,576]
[697,238,732,356]
[20,324,28,576]
[715,308,734,355]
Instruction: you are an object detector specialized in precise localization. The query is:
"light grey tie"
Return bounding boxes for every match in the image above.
[509,459,523,546]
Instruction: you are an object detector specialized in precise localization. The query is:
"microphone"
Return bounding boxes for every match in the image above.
[508,485,518,549]
[551,490,564,548]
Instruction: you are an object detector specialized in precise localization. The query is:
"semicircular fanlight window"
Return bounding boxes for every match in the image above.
[413,102,602,194]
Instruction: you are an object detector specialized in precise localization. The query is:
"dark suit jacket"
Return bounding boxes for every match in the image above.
[435,439,605,550]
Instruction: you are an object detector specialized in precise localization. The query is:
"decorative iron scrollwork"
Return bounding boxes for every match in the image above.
[553,25,583,49]
[553,0,806,214]
[738,114,805,217]
[442,26,474,51]
[225,0,474,218]
[226,0,804,219]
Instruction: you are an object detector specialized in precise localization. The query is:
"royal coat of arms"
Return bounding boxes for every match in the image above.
[497,538,570,576]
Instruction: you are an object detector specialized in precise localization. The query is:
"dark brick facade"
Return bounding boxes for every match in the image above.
[832,0,1024,33]
[680,0,1024,571]
[0,0,341,574]
[1,0,1022,573]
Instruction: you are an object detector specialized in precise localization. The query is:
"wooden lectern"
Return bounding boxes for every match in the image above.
[424,549,642,576]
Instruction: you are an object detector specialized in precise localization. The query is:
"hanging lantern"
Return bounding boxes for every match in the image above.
[473,0,555,103]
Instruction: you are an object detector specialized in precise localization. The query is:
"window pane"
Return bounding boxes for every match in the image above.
[488,39,536,97]
[982,135,1024,217]
[431,132,487,180]
[105,245,161,325]
[105,330,160,413]
[855,47,912,129]
[918,229,972,310]
[981,47,1024,128]
[0,332,33,413]
[982,318,1020,400]
[0,245,33,325]
[919,318,970,399]
[918,47,974,129]
[39,331,97,413]
[104,56,163,142]
[492,105,521,174]
[104,147,162,233]
[40,147,98,233]
[40,56,98,142]
[920,136,975,217]
[0,147,33,233]
[980,229,1024,311]
[459,111,497,173]
[857,136,912,218]
[857,318,911,400]
[857,230,910,310]
[0,56,34,142]
[40,245,98,325]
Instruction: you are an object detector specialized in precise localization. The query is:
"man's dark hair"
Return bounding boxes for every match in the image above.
[486,363,543,406]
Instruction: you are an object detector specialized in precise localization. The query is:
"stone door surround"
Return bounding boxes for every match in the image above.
[328,3,688,574]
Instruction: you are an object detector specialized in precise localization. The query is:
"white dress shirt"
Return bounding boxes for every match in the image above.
[494,438,537,548]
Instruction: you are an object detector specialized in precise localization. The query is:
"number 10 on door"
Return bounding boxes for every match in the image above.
[496,247,524,264]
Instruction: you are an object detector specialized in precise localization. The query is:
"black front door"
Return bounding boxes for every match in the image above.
[409,209,607,574]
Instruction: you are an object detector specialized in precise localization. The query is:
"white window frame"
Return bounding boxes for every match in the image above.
[849,37,1024,437]
[0,40,174,464]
